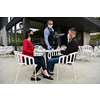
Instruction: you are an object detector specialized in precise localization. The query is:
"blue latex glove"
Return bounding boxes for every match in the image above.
[55,35,59,38]
[47,46,52,50]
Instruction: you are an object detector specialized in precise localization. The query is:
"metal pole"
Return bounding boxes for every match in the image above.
[23,17,29,40]
[11,28,13,45]
[15,24,17,50]
[7,30,9,46]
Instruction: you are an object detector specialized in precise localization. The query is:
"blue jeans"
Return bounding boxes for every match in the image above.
[47,55,61,72]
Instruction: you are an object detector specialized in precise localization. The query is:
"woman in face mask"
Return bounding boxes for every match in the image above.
[22,29,53,81]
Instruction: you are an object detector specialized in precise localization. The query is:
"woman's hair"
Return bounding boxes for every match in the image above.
[25,29,33,42]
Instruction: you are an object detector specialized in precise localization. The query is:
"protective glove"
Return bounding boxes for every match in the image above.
[55,35,59,38]
[47,46,52,50]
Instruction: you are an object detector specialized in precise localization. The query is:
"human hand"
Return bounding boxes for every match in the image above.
[33,49,38,53]
[47,46,52,50]
[60,49,65,52]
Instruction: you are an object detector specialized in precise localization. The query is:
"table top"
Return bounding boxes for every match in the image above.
[54,34,65,37]
[37,49,60,53]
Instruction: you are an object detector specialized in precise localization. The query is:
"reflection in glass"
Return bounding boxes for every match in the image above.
[30,20,44,46]
[16,21,23,46]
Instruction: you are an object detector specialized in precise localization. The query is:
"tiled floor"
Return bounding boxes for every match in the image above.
[0,55,100,84]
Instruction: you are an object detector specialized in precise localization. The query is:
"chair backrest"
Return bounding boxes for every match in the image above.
[19,46,23,52]
[56,46,61,50]
[78,46,83,55]
[0,46,6,54]
[82,45,93,51]
[48,51,60,59]
[37,46,44,50]
[14,51,22,64]
[34,45,40,49]
[5,46,14,53]
[99,46,100,49]
[34,46,44,56]
[14,51,35,66]
[58,52,78,64]
[93,46,100,57]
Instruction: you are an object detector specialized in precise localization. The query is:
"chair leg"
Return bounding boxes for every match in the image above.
[33,65,37,84]
[57,64,60,83]
[57,67,58,83]
[15,66,21,84]
[35,68,36,84]
[72,65,78,84]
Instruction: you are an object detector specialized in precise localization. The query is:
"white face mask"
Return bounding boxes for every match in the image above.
[48,25,53,29]
[67,34,71,42]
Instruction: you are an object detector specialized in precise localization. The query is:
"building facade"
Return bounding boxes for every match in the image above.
[0,17,100,50]
[0,17,8,45]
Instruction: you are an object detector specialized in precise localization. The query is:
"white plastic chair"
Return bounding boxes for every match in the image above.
[34,45,40,49]
[56,46,61,50]
[76,46,87,62]
[92,46,100,57]
[14,51,37,84]
[82,45,93,51]
[0,46,6,58]
[5,46,14,57]
[18,46,23,52]
[56,52,78,83]
[98,46,100,49]
[34,46,44,56]
[77,45,93,62]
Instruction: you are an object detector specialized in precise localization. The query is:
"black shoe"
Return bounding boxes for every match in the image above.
[31,77,41,81]
[43,75,53,80]
[48,72,53,76]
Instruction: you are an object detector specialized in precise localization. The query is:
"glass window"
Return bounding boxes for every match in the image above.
[8,29,11,45]
[16,21,23,46]
[30,20,44,46]
[76,32,83,45]
[12,26,15,46]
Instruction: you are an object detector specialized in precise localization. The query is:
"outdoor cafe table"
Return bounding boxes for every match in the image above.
[34,49,61,75]
[37,49,60,65]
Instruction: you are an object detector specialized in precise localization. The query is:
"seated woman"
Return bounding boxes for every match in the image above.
[22,29,53,81]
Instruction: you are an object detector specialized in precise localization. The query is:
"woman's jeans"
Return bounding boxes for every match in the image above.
[47,55,61,72]
[23,56,46,74]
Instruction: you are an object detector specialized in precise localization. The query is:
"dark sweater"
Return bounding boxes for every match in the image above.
[61,37,78,55]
